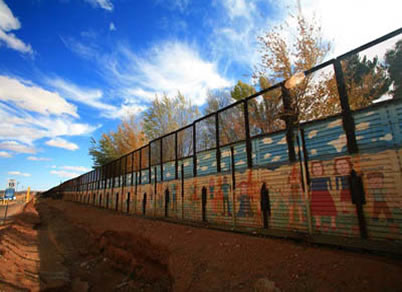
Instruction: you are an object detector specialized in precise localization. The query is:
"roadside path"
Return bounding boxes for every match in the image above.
[45,199,402,292]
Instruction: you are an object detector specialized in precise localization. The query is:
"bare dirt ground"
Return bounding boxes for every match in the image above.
[0,202,26,224]
[0,198,401,291]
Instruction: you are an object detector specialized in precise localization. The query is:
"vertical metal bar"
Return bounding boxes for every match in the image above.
[160,138,163,182]
[230,146,236,228]
[181,164,184,220]
[299,129,310,186]
[131,153,134,186]
[134,171,138,213]
[117,158,122,187]
[104,165,107,190]
[297,129,313,235]
[175,131,178,179]
[98,167,101,190]
[96,167,99,190]
[230,147,236,190]
[193,123,197,177]
[125,154,128,186]
[215,113,221,173]
[121,156,126,211]
[243,100,253,168]
[100,166,103,190]
[148,145,151,183]
[281,84,297,162]
[139,150,142,185]
[86,173,89,203]
[333,59,359,154]
[154,166,157,216]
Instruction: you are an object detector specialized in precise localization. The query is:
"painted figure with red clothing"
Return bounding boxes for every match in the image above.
[310,161,337,230]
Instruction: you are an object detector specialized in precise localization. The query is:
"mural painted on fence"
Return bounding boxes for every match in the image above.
[64,98,402,244]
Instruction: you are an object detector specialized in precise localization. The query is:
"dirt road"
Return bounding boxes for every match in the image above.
[0,198,401,291]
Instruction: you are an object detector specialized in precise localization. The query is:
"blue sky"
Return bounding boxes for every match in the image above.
[0,0,400,191]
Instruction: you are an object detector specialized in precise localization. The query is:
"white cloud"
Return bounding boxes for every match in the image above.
[104,41,232,105]
[124,88,156,101]
[50,170,80,179]
[208,0,401,81]
[0,75,78,117]
[0,0,32,54]
[0,151,12,158]
[47,77,147,119]
[222,0,255,20]
[60,36,99,60]
[114,103,148,119]
[61,166,91,172]
[50,165,91,179]
[8,171,31,177]
[84,0,113,11]
[0,103,96,145]
[0,75,97,149]
[47,78,114,112]
[299,0,402,58]
[62,36,232,106]
[208,0,271,75]
[27,156,51,161]
[45,138,79,151]
[0,141,36,153]
[109,22,116,31]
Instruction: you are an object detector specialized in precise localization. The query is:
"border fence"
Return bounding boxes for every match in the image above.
[45,28,402,253]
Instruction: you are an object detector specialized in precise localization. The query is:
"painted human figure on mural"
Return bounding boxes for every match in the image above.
[221,176,231,216]
[171,183,177,212]
[209,177,215,199]
[158,184,163,209]
[271,187,288,227]
[237,181,253,217]
[366,172,393,223]
[288,164,304,224]
[334,157,353,213]
[260,182,271,229]
[190,180,199,212]
[310,161,337,230]
[214,177,222,215]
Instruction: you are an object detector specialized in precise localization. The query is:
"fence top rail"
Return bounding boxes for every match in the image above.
[54,28,401,188]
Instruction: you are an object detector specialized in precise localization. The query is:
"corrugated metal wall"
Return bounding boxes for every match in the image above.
[63,99,402,244]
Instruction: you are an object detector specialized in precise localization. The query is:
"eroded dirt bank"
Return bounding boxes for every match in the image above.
[0,198,401,291]
[0,200,171,291]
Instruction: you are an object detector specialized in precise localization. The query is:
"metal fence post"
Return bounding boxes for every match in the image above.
[160,138,164,181]
[148,145,151,183]
[230,146,236,229]
[131,152,134,186]
[181,164,184,220]
[193,123,197,177]
[333,59,359,154]
[139,149,142,185]
[243,100,253,168]
[281,84,297,162]
[215,113,221,173]
[175,131,178,179]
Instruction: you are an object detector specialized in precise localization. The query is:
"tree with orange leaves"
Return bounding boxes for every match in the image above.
[89,115,147,167]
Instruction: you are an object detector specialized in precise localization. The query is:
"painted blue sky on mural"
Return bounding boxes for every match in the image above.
[0,0,400,190]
